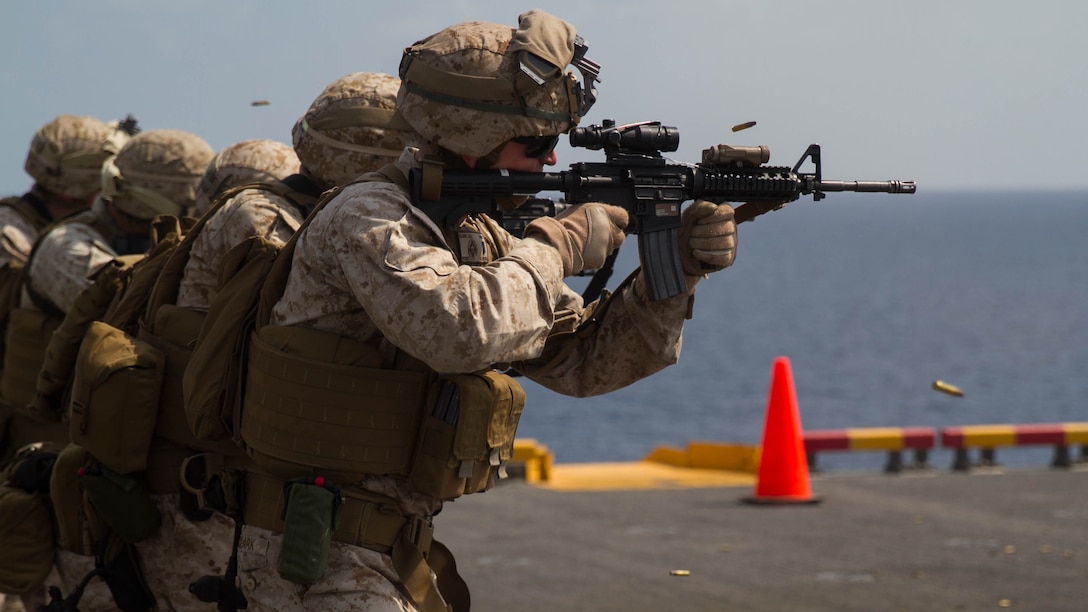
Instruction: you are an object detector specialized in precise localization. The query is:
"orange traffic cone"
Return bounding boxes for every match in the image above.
[744,356,820,504]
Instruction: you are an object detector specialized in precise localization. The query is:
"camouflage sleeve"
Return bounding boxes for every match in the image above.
[484,215,690,397]
[514,269,689,397]
[26,224,117,313]
[211,189,305,248]
[311,182,570,374]
[275,179,689,385]
[0,206,38,267]
[178,190,305,311]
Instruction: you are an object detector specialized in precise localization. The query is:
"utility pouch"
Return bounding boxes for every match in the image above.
[78,461,161,544]
[409,370,525,500]
[276,477,343,585]
[69,321,165,474]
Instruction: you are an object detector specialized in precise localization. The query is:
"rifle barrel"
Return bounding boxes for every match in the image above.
[817,180,916,194]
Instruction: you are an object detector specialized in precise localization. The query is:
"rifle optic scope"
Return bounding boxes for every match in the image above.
[702,144,770,167]
[569,120,680,153]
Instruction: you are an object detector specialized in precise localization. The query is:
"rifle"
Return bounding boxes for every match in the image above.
[409,119,916,301]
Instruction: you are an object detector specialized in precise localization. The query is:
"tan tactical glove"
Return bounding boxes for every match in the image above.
[523,203,628,277]
[680,200,737,289]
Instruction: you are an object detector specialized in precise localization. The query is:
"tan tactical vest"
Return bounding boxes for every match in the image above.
[236,168,525,501]
[0,209,119,450]
[51,183,318,487]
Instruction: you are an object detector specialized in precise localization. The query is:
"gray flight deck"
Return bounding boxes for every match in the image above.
[439,468,1088,611]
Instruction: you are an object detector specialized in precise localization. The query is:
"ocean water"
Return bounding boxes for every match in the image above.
[515,189,1088,471]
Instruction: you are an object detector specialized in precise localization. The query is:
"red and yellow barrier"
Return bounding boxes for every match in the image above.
[803,427,936,473]
[941,422,1088,470]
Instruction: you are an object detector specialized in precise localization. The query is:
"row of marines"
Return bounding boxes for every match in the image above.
[0,10,739,612]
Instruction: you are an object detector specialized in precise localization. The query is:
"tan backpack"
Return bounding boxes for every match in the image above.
[182,184,336,447]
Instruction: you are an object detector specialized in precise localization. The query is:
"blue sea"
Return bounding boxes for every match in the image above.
[515,190,1088,472]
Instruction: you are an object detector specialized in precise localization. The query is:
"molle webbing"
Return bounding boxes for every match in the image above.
[241,329,429,476]
[1,308,61,413]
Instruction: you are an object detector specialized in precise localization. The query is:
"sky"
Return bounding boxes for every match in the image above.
[2,0,1087,194]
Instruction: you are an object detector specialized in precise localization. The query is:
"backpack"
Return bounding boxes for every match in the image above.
[182,183,341,446]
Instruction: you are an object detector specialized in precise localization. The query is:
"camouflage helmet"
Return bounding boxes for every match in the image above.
[23,115,114,199]
[292,72,424,188]
[193,139,300,216]
[397,9,601,158]
[101,129,214,220]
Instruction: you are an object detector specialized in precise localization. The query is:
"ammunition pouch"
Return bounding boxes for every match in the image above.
[410,371,525,500]
[69,321,164,474]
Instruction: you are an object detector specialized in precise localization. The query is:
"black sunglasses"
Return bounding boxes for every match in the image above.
[512,134,560,159]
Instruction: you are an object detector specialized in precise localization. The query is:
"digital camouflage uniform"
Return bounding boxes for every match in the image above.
[219,11,687,610]
[175,188,305,312]
[21,130,213,611]
[0,203,41,268]
[233,148,690,610]
[172,75,421,611]
[1,115,116,269]
[20,197,119,313]
[23,128,214,313]
[191,139,301,218]
[0,116,119,612]
[176,139,302,310]
[133,494,236,612]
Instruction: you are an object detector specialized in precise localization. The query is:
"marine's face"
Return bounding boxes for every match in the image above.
[488,139,559,172]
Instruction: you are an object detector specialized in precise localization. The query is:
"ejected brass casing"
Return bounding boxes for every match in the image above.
[932,380,965,397]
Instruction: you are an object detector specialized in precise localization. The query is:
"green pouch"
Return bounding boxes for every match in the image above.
[277,477,343,585]
[78,462,161,543]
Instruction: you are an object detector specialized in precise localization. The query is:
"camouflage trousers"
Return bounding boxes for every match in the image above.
[237,525,417,611]
[135,493,236,612]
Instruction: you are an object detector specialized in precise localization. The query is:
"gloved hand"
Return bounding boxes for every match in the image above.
[523,203,628,277]
[679,200,737,288]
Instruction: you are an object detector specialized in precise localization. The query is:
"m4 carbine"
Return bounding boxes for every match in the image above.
[409,119,916,301]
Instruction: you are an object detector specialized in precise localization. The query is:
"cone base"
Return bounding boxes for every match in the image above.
[741,495,822,506]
